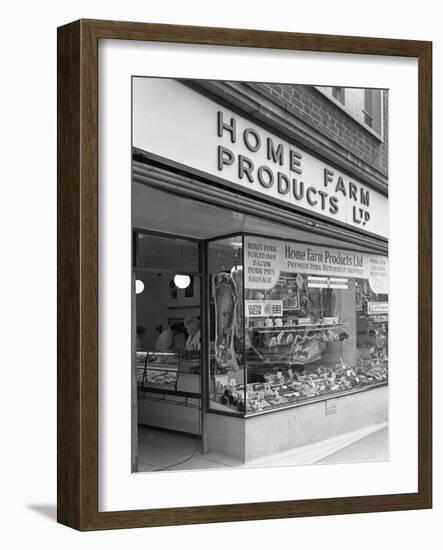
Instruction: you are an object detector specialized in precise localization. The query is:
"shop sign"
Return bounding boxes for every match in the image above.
[367,302,389,314]
[323,317,339,324]
[133,79,388,238]
[307,276,349,289]
[244,235,388,294]
[245,300,283,317]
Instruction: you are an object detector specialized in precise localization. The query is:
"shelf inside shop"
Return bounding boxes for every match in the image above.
[252,322,349,333]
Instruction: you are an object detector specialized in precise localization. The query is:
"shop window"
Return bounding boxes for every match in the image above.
[208,234,389,416]
[208,235,245,415]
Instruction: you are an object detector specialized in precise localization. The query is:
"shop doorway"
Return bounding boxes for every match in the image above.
[133,232,204,471]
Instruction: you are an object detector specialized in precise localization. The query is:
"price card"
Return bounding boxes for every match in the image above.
[230,378,237,387]
[277,371,283,379]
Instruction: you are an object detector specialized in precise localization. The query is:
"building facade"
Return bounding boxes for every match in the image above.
[133,78,389,468]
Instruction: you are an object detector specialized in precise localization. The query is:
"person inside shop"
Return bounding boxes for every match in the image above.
[155,323,186,351]
[184,318,201,351]
[172,324,187,350]
[136,325,145,351]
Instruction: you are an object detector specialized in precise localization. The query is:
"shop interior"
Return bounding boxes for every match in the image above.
[134,184,388,472]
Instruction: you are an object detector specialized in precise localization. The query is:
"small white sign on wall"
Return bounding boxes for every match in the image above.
[325,398,337,415]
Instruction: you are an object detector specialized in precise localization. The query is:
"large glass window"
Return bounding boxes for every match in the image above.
[207,236,245,415]
[206,233,389,417]
[242,235,388,414]
[134,232,202,395]
[207,234,388,416]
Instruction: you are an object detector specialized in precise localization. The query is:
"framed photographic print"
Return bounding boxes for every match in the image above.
[57,19,432,530]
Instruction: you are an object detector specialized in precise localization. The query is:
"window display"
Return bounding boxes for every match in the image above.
[208,234,389,415]
[136,351,178,387]
[137,350,201,393]
[208,236,245,415]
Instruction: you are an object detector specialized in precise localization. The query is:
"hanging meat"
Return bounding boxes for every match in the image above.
[230,265,244,340]
[213,272,239,371]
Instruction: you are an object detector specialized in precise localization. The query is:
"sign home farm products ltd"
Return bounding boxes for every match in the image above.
[133,79,388,238]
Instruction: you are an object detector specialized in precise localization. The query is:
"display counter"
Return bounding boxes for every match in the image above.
[137,351,201,435]
[210,348,388,415]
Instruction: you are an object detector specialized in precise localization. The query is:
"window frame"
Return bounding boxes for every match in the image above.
[316,86,385,142]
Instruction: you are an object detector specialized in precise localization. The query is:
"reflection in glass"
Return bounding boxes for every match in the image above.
[244,262,388,414]
[208,234,389,416]
[208,236,245,414]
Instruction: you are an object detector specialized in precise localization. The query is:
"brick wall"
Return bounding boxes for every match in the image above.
[246,83,389,181]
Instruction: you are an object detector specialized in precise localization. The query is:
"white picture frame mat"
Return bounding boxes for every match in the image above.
[98,38,418,512]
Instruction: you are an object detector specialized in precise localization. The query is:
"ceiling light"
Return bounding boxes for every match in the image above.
[174,274,191,289]
[135,280,144,294]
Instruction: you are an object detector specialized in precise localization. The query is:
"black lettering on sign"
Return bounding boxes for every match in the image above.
[318,190,328,210]
[292,179,305,200]
[306,186,318,206]
[243,128,261,152]
[238,155,254,183]
[258,166,274,188]
[217,146,234,171]
[267,137,284,165]
[277,172,290,194]
[349,181,358,201]
[329,196,339,215]
[217,111,236,143]
[324,168,334,187]
[360,189,370,207]
[335,176,347,196]
[289,149,303,174]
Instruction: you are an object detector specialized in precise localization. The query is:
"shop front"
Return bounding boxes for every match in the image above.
[132,78,389,466]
